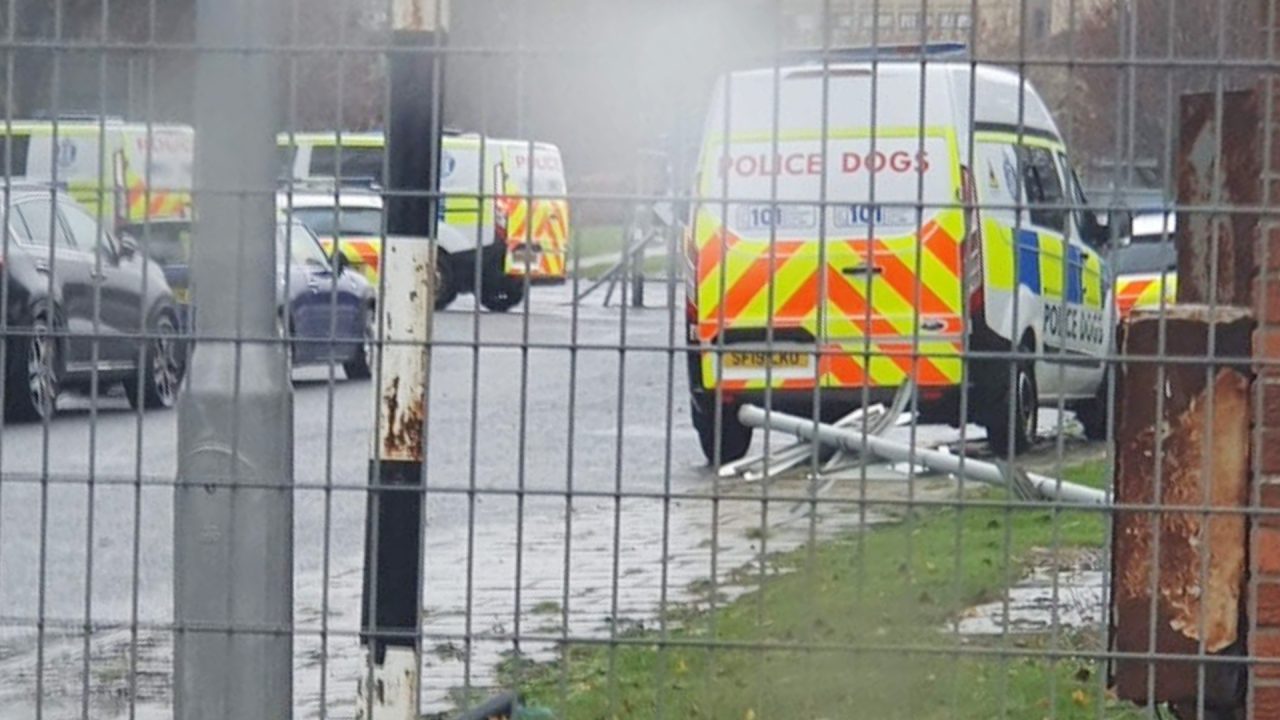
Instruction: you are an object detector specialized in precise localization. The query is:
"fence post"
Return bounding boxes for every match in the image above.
[357,2,446,718]
[174,0,291,718]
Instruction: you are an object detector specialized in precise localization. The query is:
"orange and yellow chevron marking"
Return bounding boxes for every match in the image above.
[126,184,191,222]
[319,236,382,284]
[501,196,570,280]
[1115,273,1177,319]
[693,208,965,391]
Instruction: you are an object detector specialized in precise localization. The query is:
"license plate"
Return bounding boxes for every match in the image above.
[511,248,542,264]
[723,351,808,369]
[173,287,190,304]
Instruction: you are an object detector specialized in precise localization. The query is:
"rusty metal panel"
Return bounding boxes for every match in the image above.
[1176,90,1261,308]
[1112,306,1254,704]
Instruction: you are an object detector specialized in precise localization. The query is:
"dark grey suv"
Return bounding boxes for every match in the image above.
[1,187,183,420]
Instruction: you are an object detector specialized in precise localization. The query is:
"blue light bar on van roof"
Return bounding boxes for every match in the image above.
[774,43,970,66]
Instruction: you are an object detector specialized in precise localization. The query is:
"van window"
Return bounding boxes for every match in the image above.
[311,147,384,182]
[1057,152,1092,238]
[701,68,958,240]
[1016,145,1066,233]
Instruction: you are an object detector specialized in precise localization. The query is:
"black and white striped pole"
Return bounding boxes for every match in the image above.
[357,1,447,718]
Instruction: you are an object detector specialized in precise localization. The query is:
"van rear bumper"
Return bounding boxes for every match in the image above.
[693,385,967,427]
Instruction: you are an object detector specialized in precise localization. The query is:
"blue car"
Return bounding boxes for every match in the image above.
[131,219,376,379]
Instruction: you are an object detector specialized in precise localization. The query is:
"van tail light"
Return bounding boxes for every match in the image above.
[685,225,700,340]
[959,166,985,321]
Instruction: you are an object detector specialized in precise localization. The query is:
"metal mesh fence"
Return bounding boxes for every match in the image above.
[0,0,1271,718]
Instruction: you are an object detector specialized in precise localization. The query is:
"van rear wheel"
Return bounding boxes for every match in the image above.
[435,252,458,311]
[984,344,1037,456]
[691,394,753,464]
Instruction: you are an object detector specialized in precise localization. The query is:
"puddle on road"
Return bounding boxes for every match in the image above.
[952,551,1106,637]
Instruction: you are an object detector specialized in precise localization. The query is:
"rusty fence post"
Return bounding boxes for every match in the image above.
[1112,307,1254,711]
[357,1,447,718]
[358,238,435,719]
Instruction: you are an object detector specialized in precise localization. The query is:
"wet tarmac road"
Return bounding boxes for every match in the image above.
[0,283,720,717]
[0,281,1102,717]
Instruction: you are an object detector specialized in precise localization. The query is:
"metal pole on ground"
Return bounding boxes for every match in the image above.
[357,1,447,718]
[175,0,291,718]
[737,404,1109,505]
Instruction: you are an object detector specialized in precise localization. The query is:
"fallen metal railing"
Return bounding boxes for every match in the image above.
[719,381,916,482]
[737,404,1109,506]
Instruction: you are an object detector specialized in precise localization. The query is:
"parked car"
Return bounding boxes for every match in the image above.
[1,186,183,420]
[1113,212,1177,320]
[275,220,376,378]
[279,187,524,312]
[138,218,376,380]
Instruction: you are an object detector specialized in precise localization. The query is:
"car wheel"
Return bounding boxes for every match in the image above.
[691,394,753,465]
[125,313,182,410]
[343,305,375,380]
[7,316,58,421]
[984,342,1037,456]
[435,251,458,311]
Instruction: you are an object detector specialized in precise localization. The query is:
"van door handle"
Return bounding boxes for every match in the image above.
[841,266,882,277]
[34,261,49,273]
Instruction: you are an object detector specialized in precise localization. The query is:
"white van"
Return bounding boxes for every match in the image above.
[278,132,571,311]
[0,119,193,231]
[687,61,1114,461]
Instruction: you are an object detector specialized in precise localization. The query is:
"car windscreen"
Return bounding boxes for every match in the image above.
[289,206,382,237]
[277,223,330,268]
[1113,237,1176,275]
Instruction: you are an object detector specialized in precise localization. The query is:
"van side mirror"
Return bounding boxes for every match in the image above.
[1083,209,1132,249]
[1105,209,1133,239]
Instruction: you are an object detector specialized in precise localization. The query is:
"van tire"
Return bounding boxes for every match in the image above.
[691,394,753,464]
[984,342,1037,456]
[1076,375,1110,442]
[435,252,458,311]
[480,251,525,313]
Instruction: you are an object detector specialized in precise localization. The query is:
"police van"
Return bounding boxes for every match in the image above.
[278,131,570,310]
[0,118,193,232]
[687,60,1114,461]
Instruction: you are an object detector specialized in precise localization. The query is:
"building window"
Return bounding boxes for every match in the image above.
[899,11,920,30]
[860,12,876,30]
[879,12,894,29]
[956,12,973,30]
[938,12,956,29]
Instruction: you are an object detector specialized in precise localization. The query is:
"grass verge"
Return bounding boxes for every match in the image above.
[512,461,1143,719]
[569,224,626,262]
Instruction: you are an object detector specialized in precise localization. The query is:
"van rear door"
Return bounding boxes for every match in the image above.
[692,67,966,393]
